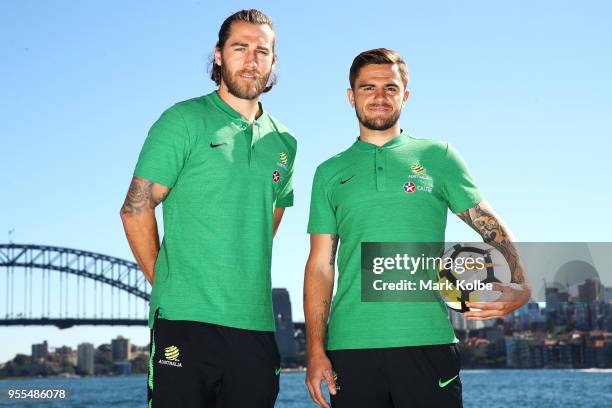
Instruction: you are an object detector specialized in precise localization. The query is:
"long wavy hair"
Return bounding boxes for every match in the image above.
[209,9,277,93]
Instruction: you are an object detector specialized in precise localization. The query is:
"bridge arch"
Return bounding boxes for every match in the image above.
[0,243,150,328]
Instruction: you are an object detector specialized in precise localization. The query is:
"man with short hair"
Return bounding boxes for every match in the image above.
[304,48,530,408]
[120,9,296,408]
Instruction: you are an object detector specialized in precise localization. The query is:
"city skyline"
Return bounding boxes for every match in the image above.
[4,295,612,375]
[2,1,611,362]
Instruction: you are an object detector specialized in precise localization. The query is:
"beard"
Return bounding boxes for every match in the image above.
[221,62,272,100]
[355,104,401,131]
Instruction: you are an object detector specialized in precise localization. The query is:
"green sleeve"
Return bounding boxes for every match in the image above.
[133,106,191,188]
[307,166,338,234]
[276,149,296,208]
[441,143,484,213]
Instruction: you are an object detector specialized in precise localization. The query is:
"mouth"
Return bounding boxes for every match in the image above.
[367,105,392,113]
[238,72,258,81]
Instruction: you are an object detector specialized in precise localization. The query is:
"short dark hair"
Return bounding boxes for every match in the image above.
[210,9,276,88]
[349,48,409,89]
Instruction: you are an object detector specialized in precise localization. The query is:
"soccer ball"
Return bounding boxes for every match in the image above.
[436,242,511,313]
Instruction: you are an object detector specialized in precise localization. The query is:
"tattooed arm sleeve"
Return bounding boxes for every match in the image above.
[456,199,530,288]
[119,176,169,284]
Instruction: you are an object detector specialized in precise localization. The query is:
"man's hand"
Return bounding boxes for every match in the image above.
[465,282,531,320]
[306,352,337,408]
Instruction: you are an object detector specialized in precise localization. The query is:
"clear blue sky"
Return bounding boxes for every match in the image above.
[1,0,611,362]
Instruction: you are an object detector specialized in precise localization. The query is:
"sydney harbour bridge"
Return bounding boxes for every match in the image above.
[0,243,150,329]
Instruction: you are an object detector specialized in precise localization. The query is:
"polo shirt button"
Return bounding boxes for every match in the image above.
[377,166,383,171]
[377,148,383,152]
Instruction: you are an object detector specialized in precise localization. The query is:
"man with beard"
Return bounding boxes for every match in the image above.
[304,49,530,408]
[120,9,296,408]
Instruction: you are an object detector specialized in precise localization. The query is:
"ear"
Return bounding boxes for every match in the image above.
[214,46,222,67]
[347,88,355,107]
[401,89,410,107]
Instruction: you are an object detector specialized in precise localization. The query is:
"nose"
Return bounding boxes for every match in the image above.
[373,87,386,102]
[244,50,258,68]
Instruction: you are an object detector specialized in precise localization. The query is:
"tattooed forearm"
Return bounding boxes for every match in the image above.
[457,204,501,243]
[122,177,153,215]
[319,298,330,321]
[307,295,332,351]
[457,201,527,285]
[330,235,339,266]
[304,235,336,355]
[120,177,168,215]
[314,298,331,335]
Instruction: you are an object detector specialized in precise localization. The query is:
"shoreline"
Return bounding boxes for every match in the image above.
[2,367,612,381]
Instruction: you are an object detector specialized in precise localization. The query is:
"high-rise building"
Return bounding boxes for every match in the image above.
[527,303,542,322]
[77,343,95,375]
[505,335,533,368]
[545,285,569,319]
[604,287,612,302]
[111,336,131,362]
[578,278,604,303]
[113,361,132,375]
[449,309,467,331]
[31,340,48,362]
[273,288,296,362]
[54,345,77,366]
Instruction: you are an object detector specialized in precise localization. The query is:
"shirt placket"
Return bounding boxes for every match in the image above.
[249,121,261,169]
[235,120,254,168]
[375,147,386,191]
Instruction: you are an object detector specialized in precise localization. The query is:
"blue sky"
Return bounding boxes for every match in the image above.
[1,0,611,362]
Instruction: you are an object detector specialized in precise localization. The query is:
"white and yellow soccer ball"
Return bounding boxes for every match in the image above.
[436,242,511,313]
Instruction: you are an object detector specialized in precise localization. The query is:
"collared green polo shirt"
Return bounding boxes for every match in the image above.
[307,132,482,349]
[134,91,296,331]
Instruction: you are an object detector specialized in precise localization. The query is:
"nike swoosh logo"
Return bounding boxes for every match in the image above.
[340,175,355,184]
[210,142,227,148]
[275,367,281,375]
[438,374,459,388]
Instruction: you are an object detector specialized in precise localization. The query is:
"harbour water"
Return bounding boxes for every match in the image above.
[1,369,611,407]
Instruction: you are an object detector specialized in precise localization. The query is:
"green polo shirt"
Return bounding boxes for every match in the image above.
[134,91,296,331]
[307,132,482,350]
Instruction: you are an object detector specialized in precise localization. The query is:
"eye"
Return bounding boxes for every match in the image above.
[257,49,269,55]
[386,86,398,92]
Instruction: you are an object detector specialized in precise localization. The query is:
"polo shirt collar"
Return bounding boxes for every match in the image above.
[210,91,266,126]
[352,130,410,151]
